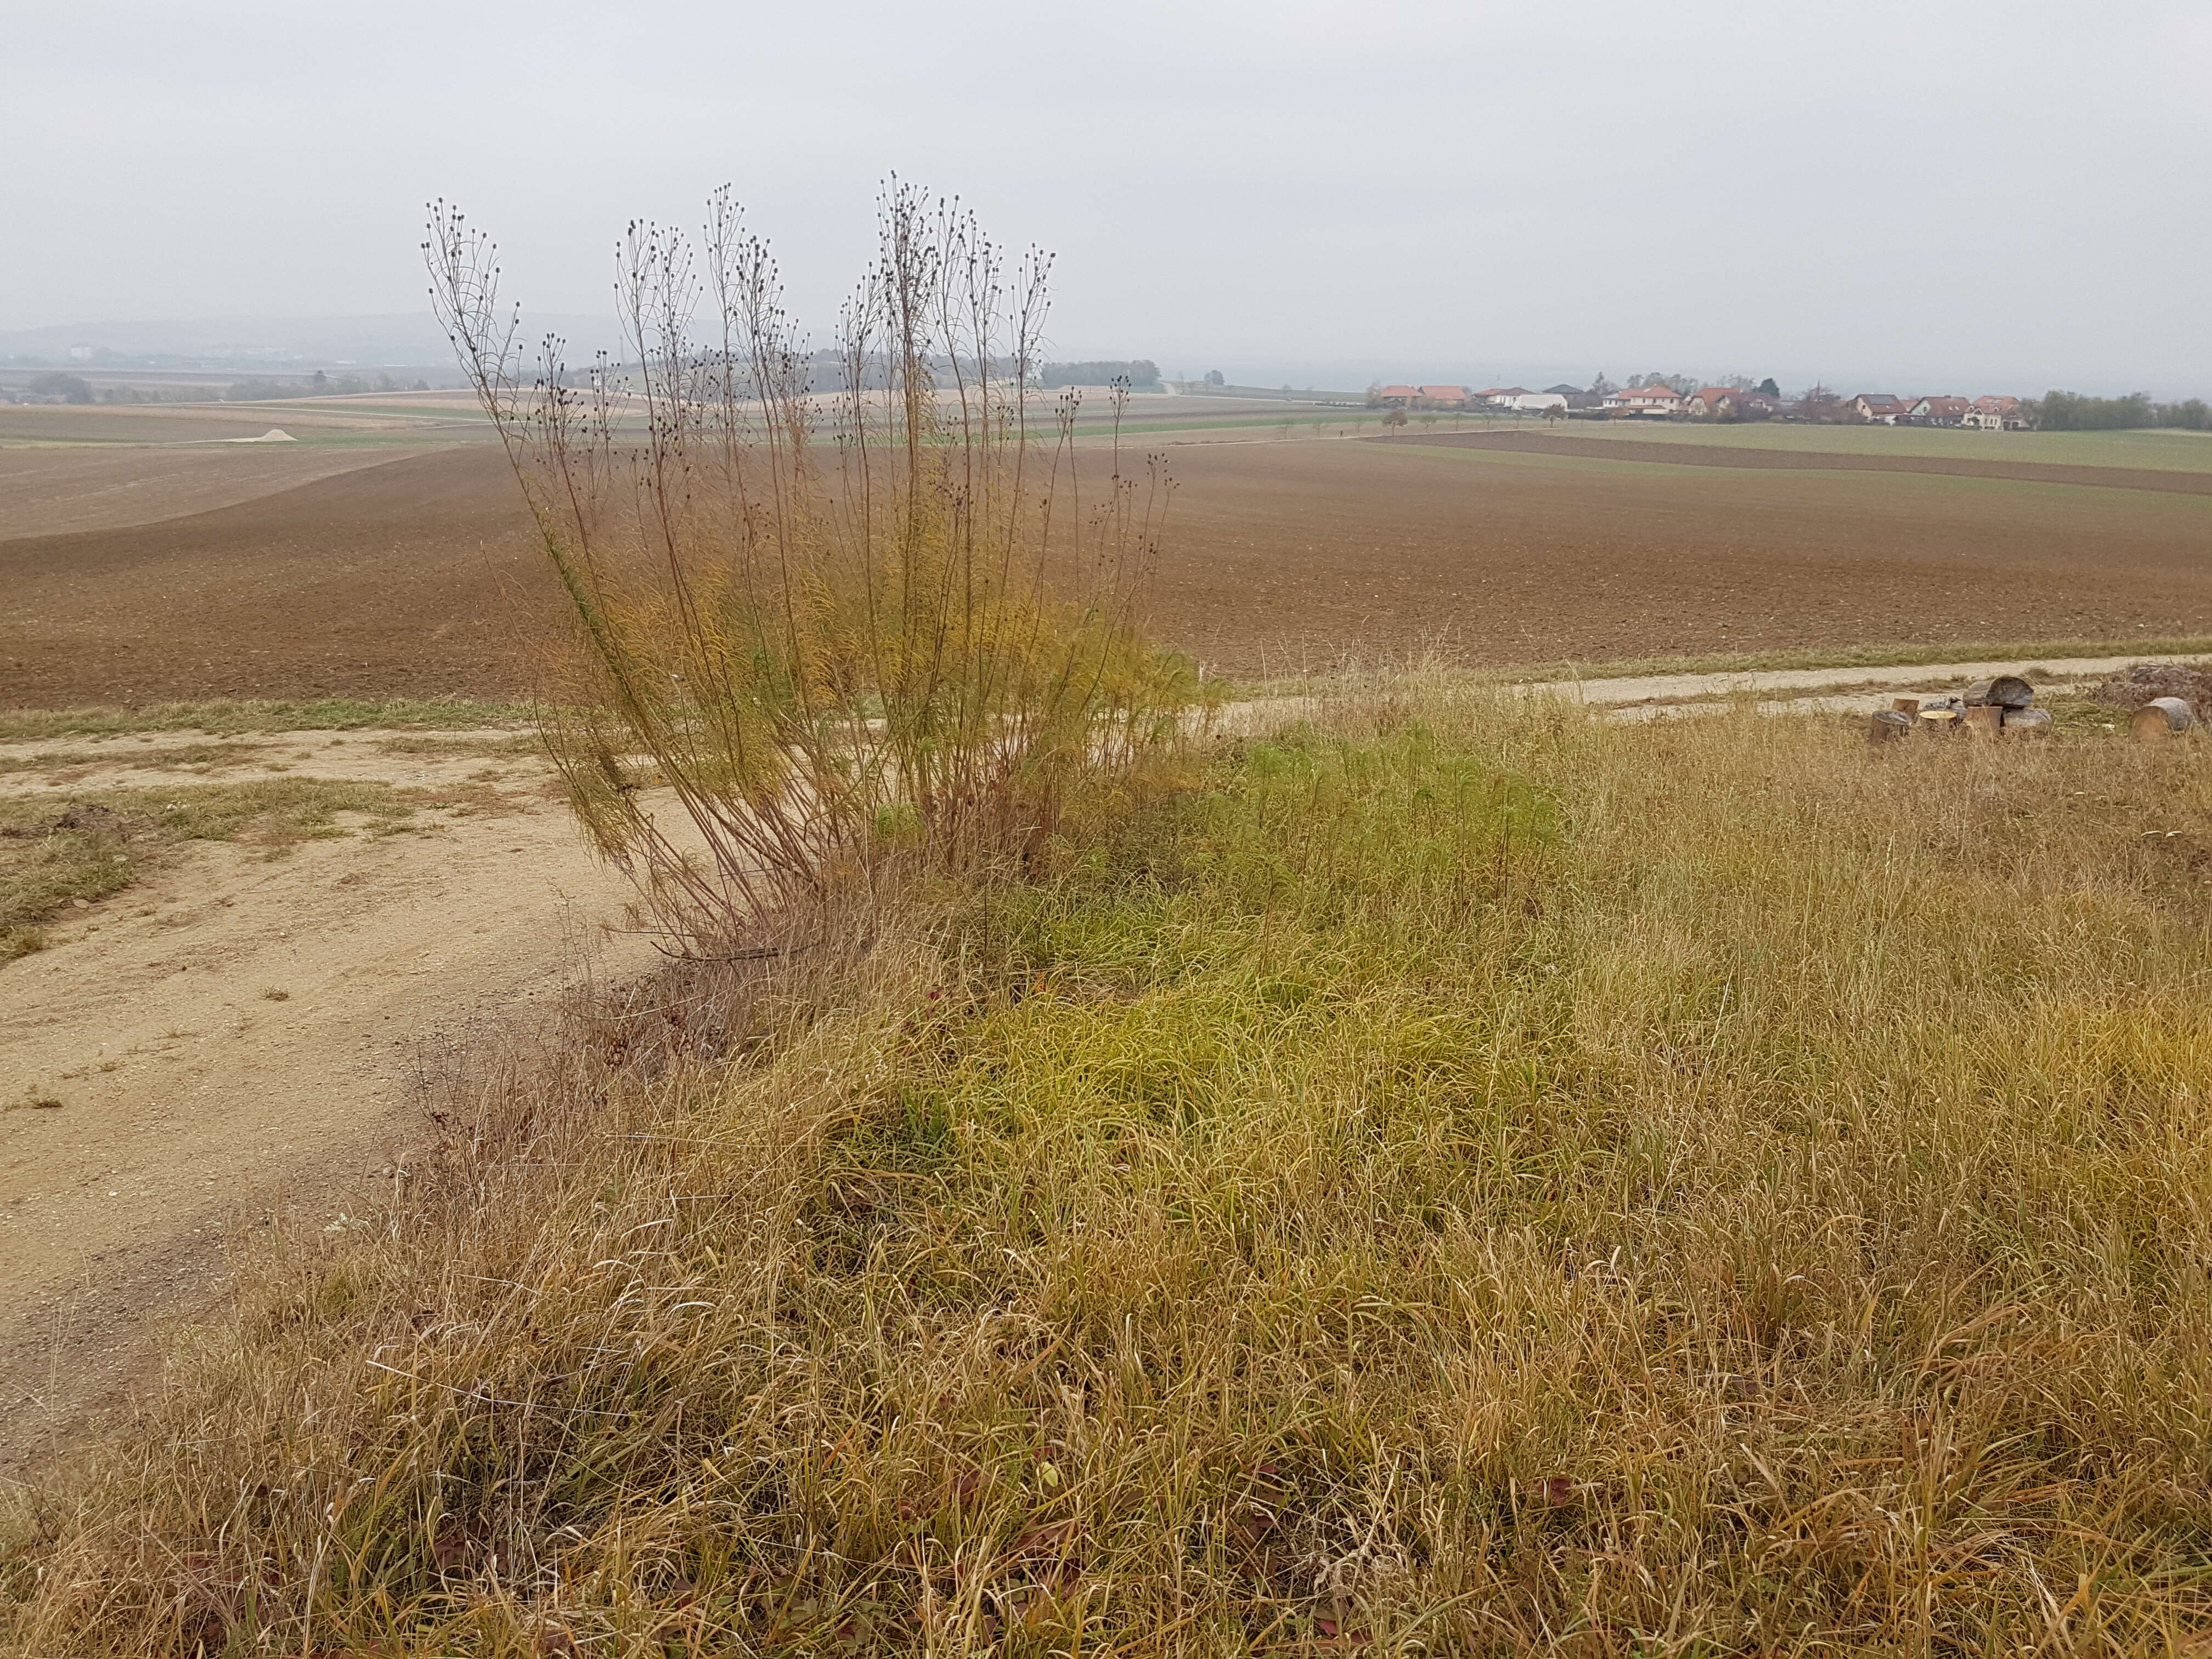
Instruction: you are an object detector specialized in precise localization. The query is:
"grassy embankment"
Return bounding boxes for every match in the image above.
[7,685,2211,1652]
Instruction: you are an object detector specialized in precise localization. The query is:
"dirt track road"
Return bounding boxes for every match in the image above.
[0,733,654,1477]
[1530,651,2203,710]
[1219,653,2204,732]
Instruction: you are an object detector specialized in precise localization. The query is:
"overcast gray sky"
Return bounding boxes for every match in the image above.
[8,0,2210,393]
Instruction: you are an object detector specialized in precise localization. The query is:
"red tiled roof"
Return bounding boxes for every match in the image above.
[1418,384,1469,399]
[1376,385,1419,399]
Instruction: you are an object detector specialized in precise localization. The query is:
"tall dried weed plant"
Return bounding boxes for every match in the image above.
[426,184,1189,939]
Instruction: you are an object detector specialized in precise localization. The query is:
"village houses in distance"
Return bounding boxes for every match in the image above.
[1364,379,2030,428]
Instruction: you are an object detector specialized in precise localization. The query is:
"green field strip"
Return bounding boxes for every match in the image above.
[1389,435,2212,508]
[1550,421,2212,472]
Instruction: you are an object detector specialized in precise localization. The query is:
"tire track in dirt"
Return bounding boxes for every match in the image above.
[0,734,657,1476]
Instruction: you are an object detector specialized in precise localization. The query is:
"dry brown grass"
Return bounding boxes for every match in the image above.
[7,689,2212,1654]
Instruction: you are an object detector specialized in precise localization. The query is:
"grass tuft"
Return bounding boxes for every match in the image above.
[0,925,46,962]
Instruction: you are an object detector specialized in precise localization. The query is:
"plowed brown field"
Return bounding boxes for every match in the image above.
[7,433,2212,704]
[3,447,548,704]
[0,443,441,539]
[1150,438,2212,673]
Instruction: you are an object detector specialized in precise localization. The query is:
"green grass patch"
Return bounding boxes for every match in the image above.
[1394,432,2212,504]
[0,697,535,742]
[0,777,417,944]
[1548,420,2212,471]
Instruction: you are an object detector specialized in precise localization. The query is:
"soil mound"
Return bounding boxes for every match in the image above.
[2085,661,2212,715]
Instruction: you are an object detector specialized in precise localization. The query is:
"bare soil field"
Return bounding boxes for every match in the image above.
[1148,439,2212,673]
[2,446,547,705]
[0,405,444,446]
[8,427,2212,704]
[0,444,443,540]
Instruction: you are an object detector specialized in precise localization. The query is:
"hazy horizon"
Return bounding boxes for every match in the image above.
[7,314,2142,403]
[10,1,2210,399]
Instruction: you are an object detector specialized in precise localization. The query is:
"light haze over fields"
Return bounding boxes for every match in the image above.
[8,0,2210,394]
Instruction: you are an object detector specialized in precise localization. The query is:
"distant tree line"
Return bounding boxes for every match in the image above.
[99,384,234,404]
[1034,360,1161,390]
[1625,371,1697,394]
[26,371,93,403]
[9,368,442,405]
[2030,390,2211,431]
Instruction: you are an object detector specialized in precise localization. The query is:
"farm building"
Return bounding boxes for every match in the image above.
[1850,393,1911,424]
[1475,386,1566,412]
[1417,384,1470,408]
[1370,385,1421,407]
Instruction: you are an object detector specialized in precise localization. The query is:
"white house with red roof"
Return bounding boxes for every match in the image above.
[1603,384,1682,417]
[1680,387,1778,421]
[1910,396,1972,426]
[1961,395,2027,430]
